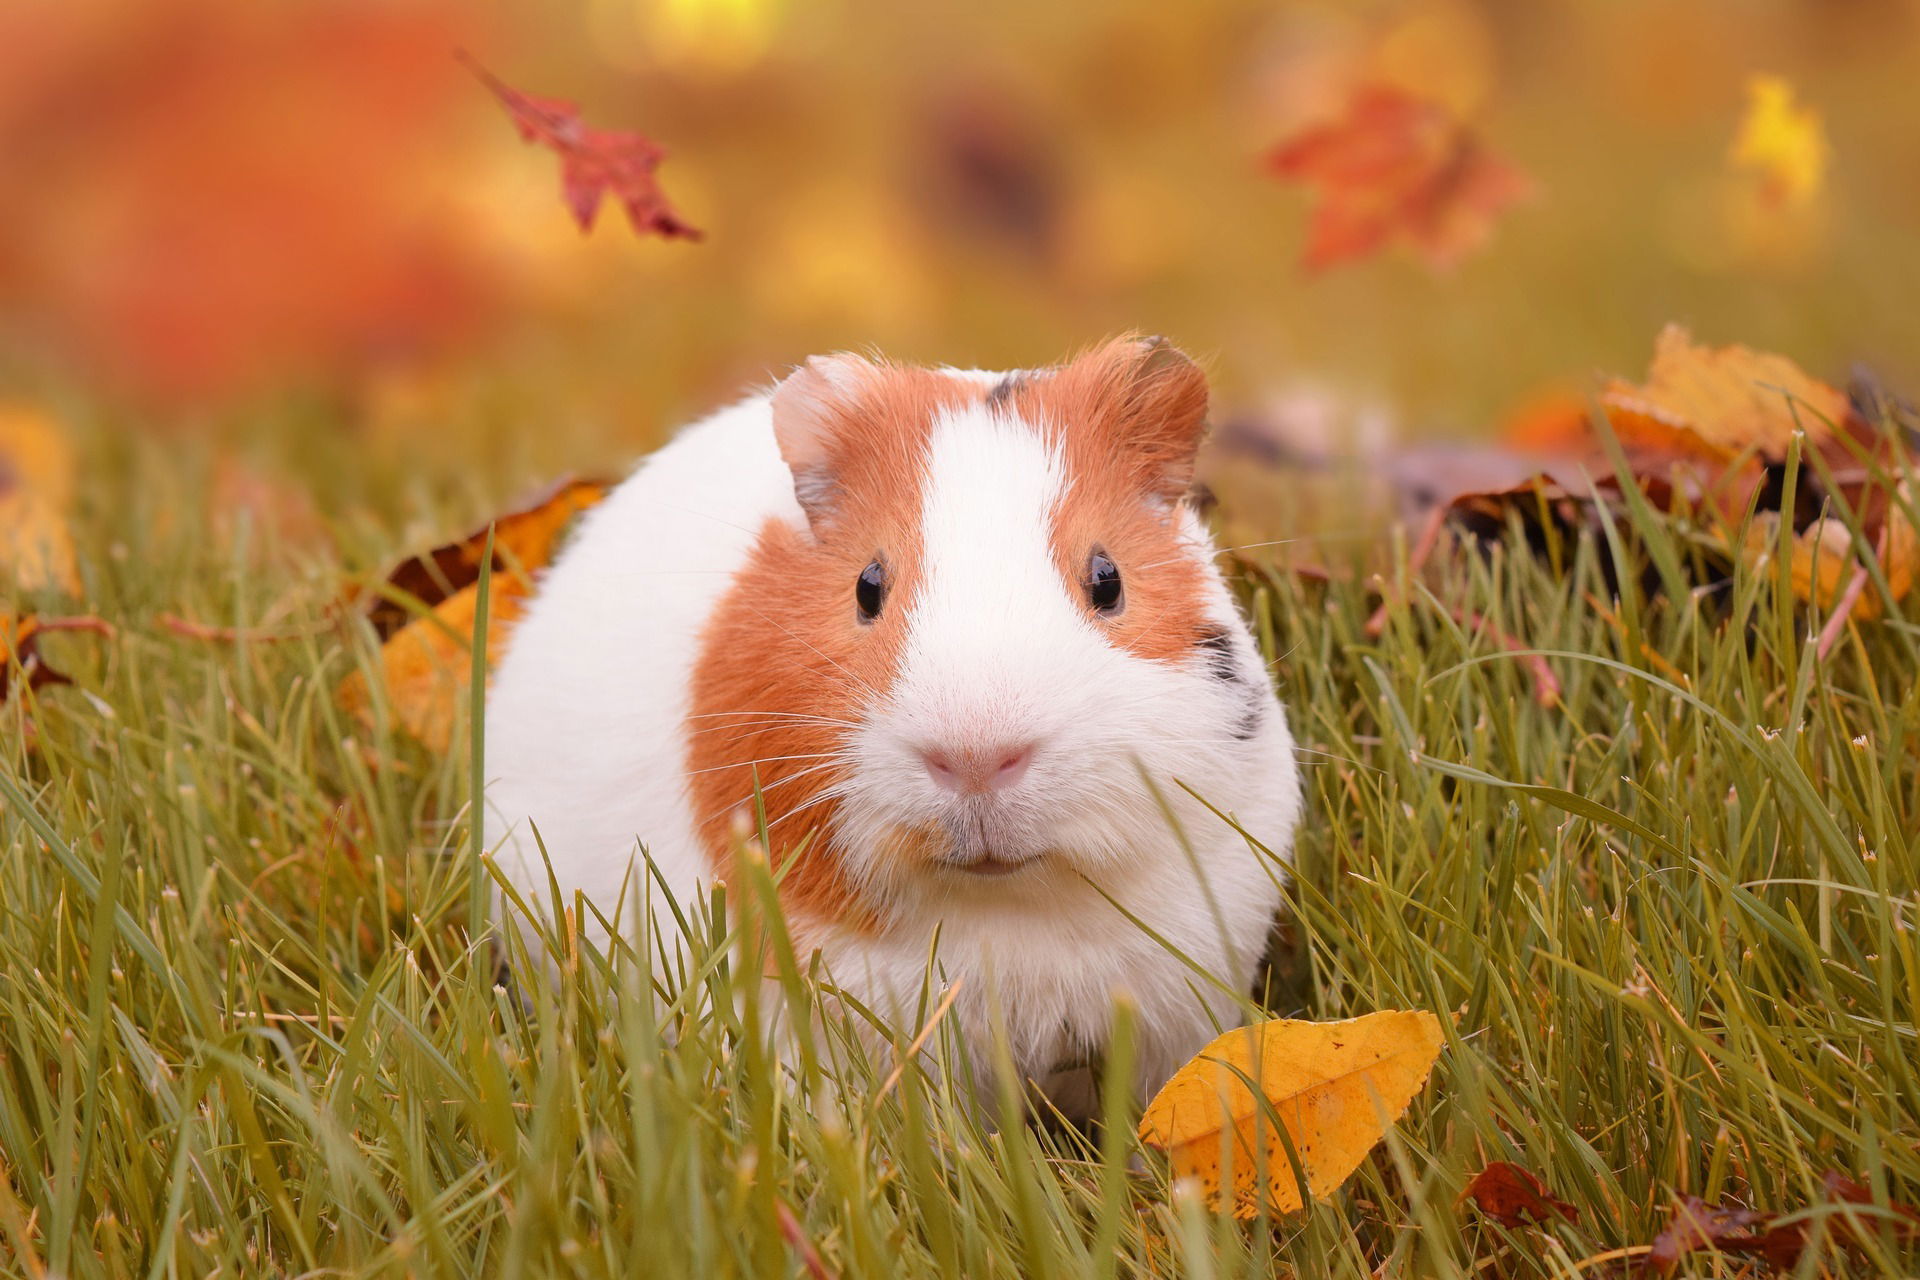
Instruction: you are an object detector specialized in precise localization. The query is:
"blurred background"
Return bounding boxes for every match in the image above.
[2,0,1917,518]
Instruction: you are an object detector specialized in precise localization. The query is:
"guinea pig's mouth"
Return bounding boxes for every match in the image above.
[942,853,1037,878]
[927,812,1050,877]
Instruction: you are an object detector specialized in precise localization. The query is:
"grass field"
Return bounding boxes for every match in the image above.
[2,417,1917,1278]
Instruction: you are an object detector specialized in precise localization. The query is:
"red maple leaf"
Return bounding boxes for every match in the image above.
[1265,84,1531,273]
[461,53,702,241]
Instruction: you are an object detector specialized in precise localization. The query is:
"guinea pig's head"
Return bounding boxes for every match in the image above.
[693,336,1277,915]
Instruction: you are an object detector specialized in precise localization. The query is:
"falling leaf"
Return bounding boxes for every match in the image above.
[341,476,609,752]
[463,53,703,240]
[0,406,80,596]
[1138,1010,1443,1217]
[1264,85,1532,273]
[1461,1161,1578,1228]
[1729,74,1827,209]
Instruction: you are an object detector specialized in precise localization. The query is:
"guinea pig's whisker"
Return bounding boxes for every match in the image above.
[738,603,881,700]
[686,709,862,725]
[1125,532,1374,574]
[686,719,860,741]
[682,751,840,779]
[694,758,854,832]
[760,787,850,838]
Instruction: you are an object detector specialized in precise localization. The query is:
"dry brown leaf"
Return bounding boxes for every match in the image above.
[1460,1160,1578,1229]
[0,406,80,596]
[1138,1010,1443,1218]
[1644,1197,1771,1273]
[342,476,609,753]
[1,612,112,704]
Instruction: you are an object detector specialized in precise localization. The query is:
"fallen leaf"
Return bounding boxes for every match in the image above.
[1461,1161,1579,1229]
[1743,511,1891,619]
[1600,324,1851,459]
[1637,1174,1920,1275]
[338,580,523,755]
[1644,1197,1769,1273]
[463,52,703,240]
[1820,1171,1920,1251]
[1729,74,1826,209]
[1265,85,1532,273]
[1138,1010,1443,1217]
[364,476,609,640]
[1,613,113,704]
[343,476,609,752]
[0,406,80,595]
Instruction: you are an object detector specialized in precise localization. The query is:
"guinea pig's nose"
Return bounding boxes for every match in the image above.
[919,741,1035,795]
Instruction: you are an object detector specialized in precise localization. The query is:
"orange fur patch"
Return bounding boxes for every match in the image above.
[1007,337,1216,665]
[685,369,983,931]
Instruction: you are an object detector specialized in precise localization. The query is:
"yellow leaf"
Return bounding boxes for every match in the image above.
[1743,480,1918,621]
[1600,324,1850,459]
[365,476,608,640]
[338,581,526,755]
[1728,74,1827,208]
[0,406,81,596]
[1138,1010,1444,1218]
[343,476,610,754]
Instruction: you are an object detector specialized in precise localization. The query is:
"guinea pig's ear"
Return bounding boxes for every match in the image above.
[770,353,876,525]
[1108,335,1210,502]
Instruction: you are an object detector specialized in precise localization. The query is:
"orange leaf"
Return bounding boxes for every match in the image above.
[364,476,609,640]
[338,580,524,755]
[1265,85,1532,273]
[344,477,610,752]
[1138,1011,1443,1217]
[1599,324,1851,458]
[463,53,703,241]
[1461,1161,1578,1228]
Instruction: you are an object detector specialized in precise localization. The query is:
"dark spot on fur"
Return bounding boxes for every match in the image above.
[986,372,1030,408]
[1197,627,1240,682]
[1198,626,1264,740]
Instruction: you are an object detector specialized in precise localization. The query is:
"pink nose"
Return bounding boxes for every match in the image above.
[919,741,1036,795]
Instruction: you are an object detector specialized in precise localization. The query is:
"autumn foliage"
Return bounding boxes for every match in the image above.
[1264,85,1532,272]
[462,54,702,241]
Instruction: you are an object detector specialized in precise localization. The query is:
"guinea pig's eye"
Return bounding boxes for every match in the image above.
[1086,549,1123,616]
[855,559,888,622]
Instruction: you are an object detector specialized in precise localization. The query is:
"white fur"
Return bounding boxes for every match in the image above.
[484,370,1301,1107]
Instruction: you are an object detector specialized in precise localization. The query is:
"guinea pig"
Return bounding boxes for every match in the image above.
[483,335,1301,1106]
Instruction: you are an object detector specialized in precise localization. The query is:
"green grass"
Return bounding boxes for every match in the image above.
[2,419,1918,1278]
